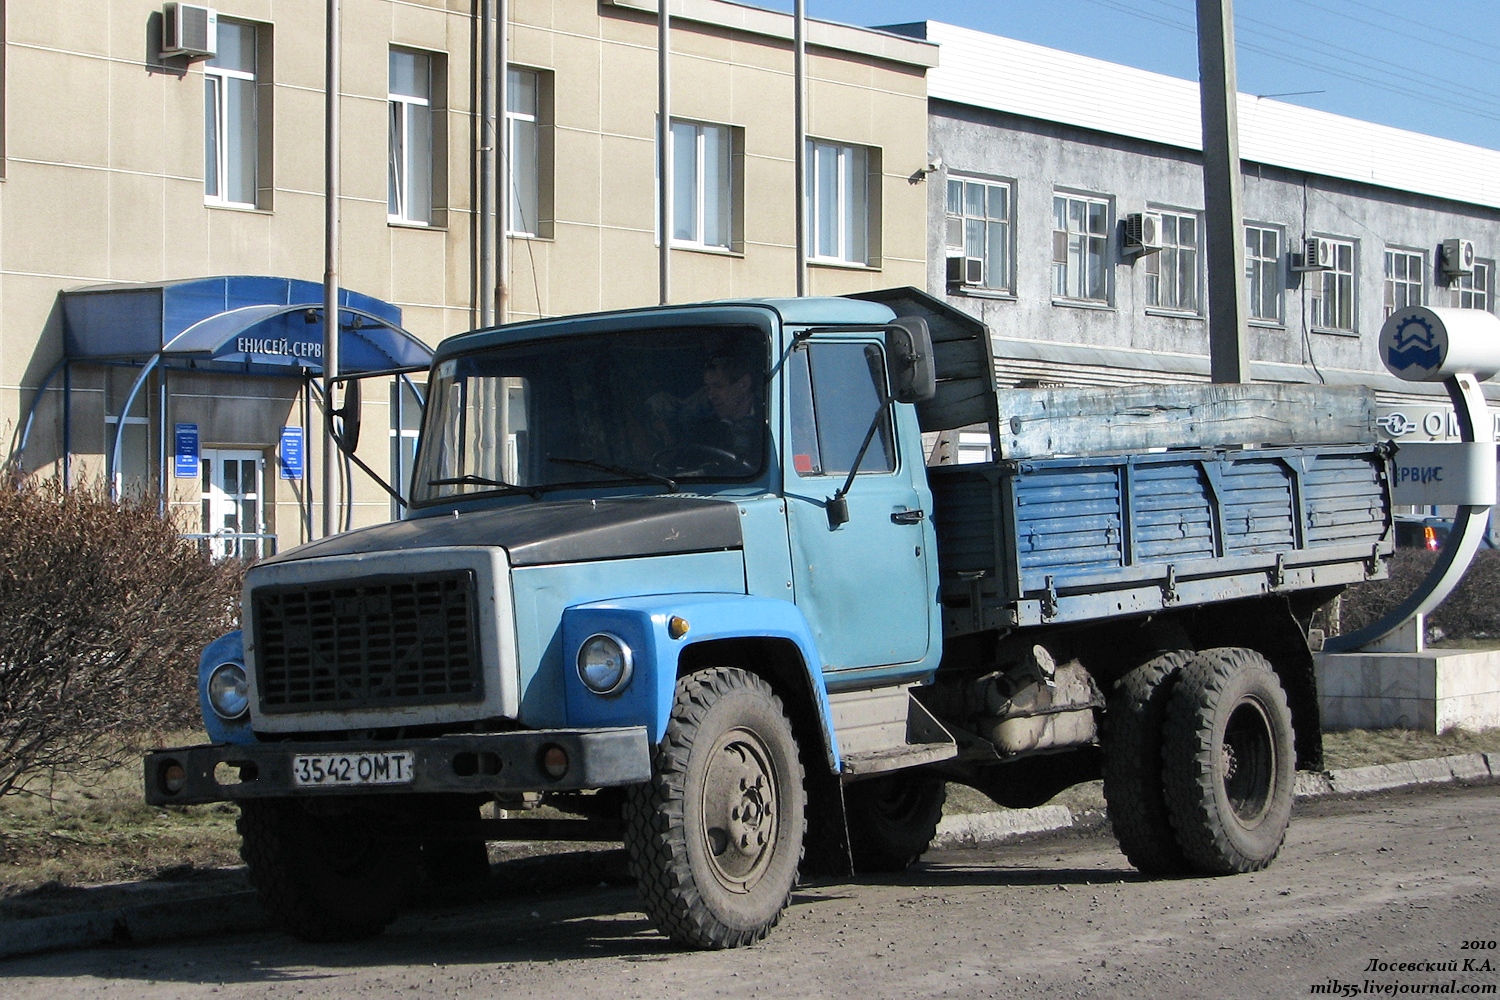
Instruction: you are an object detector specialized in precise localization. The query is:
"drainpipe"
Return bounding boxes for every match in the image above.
[497,0,510,324]
[322,0,342,538]
[657,0,671,305]
[478,0,496,328]
[793,0,806,296]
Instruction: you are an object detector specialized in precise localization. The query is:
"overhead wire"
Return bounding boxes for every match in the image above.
[1075,0,1500,129]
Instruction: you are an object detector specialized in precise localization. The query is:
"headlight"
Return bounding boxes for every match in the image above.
[576,633,633,695]
[207,662,250,720]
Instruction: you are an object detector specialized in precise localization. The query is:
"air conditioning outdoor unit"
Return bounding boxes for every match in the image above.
[1295,236,1335,271]
[1123,212,1163,254]
[1442,238,1477,278]
[162,3,218,59]
[946,255,984,287]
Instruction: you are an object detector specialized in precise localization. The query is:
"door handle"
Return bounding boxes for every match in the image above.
[891,509,925,525]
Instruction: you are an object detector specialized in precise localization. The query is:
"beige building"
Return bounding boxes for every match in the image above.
[1,0,935,552]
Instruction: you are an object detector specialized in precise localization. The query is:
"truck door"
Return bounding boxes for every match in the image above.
[783,337,931,673]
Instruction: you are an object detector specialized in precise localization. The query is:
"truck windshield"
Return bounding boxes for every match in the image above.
[411,326,769,505]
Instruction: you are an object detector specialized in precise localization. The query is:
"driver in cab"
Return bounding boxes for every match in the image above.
[647,347,764,476]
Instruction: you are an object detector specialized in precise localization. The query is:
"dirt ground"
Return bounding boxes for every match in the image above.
[2,781,1496,999]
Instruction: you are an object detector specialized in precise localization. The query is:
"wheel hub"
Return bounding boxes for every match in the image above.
[700,727,779,894]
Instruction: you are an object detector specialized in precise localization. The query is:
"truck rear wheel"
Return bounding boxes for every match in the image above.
[624,667,807,949]
[843,770,946,873]
[238,799,418,942]
[1161,647,1295,875]
[1101,650,1194,875]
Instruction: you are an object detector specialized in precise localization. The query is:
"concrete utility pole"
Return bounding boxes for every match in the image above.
[1196,0,1249,384]
[322,0,342,538]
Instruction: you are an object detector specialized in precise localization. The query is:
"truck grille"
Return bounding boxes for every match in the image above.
[252,570,483,714]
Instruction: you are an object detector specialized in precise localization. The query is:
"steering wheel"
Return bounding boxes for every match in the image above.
[651,444,749,477]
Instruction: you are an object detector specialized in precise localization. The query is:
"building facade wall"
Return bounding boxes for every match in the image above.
[0,0,933,551]
[925,101,1500,401]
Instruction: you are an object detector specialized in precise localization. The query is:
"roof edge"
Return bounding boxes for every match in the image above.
[600,0,939,69]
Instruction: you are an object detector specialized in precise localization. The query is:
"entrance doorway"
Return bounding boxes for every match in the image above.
[201,450,266,559]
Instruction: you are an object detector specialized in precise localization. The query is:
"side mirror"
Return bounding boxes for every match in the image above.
[885,317,936,404]
[330,378,362,454]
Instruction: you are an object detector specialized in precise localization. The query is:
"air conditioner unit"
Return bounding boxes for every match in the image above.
[946,255,984,287]
[162,3,218,59]
[1442,238,1477,278]
[1123,212,1163,254]
[1294,236,1335,271]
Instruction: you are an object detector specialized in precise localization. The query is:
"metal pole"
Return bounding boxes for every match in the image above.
[657,0,671,305]
[158,369,168,517]
[1196,0,1248,384]
[478,0,496,328]
[322,0,342,537]
[793,0,806,297]
[497,0,510,324]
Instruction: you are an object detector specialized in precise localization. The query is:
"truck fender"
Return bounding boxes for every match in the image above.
[560,593,841,772]
[198,631,257,746]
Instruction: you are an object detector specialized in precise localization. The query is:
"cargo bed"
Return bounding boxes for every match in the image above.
[929,443,1393,635]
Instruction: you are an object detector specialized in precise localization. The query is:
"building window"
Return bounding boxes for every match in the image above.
[1052,193,1109,302]
[1245,225,1282,323]
[1311,238,1356,331]
[670,120,734,250]
[946,176,1012,292]
[507,67,542,237]
[204,20,258,207]
[1451,261,1492,312]
[806,140,870,265]
[1145,210,1199,313]
[1384,248,1425,318]
[389,49,434,225]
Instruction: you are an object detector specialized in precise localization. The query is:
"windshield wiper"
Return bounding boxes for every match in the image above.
[549,456,678,493]
[427,474,543,500]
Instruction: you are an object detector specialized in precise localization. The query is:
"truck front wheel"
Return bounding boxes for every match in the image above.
[624,667,807,949]
[1161,647,1295,875]
[843,770,947,873]
[238,799,418,942]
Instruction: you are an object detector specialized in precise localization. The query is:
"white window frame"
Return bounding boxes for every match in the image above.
[1384,247,1426,319]
[506,66,540,237]
[945,175,1013,293]
[1144,208,1201,314]
[203,21,257,208]
[805,139,870,266]
[1312,237,1357,332]
[669,119,733,251]
[388,48,434,226]
[1244,224,1283,324]
[1451,260,1491,312]
[1052,192,1111,304]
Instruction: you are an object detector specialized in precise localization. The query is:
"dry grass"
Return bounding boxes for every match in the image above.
[1320,726,1500,770]
[0,733,242,906]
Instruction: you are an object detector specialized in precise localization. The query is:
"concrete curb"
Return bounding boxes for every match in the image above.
[2,753,1496,963]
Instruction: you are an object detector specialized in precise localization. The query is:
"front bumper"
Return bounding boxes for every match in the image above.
[143,727,652,806]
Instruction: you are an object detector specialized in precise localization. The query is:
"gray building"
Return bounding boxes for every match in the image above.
[891,22,1500,453]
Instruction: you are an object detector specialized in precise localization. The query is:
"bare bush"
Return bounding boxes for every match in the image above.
[1332,548,1500,641]
[0,477,245,797]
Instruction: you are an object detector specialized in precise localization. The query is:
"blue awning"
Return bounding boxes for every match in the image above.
[59,275,432,376]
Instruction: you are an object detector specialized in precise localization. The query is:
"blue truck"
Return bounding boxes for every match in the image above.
[146,288,1392,948]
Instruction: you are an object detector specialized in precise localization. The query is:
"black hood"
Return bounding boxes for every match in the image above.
[261,497,744,568]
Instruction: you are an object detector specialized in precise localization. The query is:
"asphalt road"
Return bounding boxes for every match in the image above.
[3,782,1497,999]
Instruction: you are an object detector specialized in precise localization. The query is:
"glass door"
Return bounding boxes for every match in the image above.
[201,450,265,559]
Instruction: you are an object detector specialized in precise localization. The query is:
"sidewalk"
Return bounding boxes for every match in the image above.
[2,752,1496,962]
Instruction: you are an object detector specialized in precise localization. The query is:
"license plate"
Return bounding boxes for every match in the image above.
[291,752,415,787]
